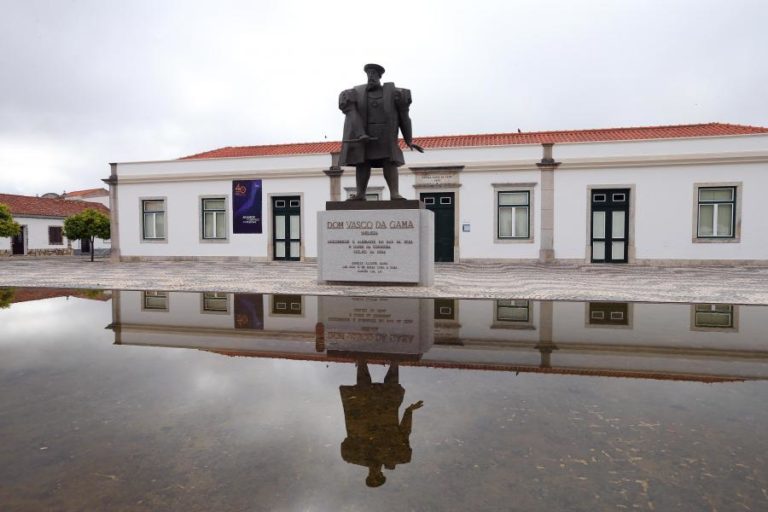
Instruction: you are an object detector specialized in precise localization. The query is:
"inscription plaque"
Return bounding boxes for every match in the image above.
[318,208,434,284]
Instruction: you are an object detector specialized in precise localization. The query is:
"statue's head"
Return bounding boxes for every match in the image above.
[366,465,386,487]
[364,63,385,87]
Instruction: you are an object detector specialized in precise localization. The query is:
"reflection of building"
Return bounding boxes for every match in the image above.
[2,287,111,306]
[108,290,768,382]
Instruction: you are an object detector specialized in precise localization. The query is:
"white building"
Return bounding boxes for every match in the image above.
[0,193,111,256]
[108,123,768,265]
[63,187,111,208]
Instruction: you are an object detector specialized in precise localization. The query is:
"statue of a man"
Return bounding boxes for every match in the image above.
[339,63,423,201]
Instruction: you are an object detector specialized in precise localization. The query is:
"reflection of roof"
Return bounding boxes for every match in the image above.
[10,288,111,303]
[180,123,768,159]
[206,350,744,383]
[0,193,109,217]
[64,188,109,198]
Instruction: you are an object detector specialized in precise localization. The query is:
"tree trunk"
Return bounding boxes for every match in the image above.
[90,237,95,262]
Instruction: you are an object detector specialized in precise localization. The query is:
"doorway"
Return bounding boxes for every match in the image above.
[590,188,629,263]
[420,192,455,262]
[11,226,25,255]
[272,196,301,261]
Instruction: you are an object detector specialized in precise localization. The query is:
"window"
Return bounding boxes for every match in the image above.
[497,191,530,239]
[694,304,734,328]
[697,187,735,238]
[142,199,166,240]
[143,291,168,311]
[202,292,229,313]
[48,226,63,245]
[496,299,530,322]
[202,197,227,240]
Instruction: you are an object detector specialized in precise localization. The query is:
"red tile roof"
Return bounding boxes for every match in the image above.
[179,123,768,160]
[0,193,110,218]
[64,187,109,198]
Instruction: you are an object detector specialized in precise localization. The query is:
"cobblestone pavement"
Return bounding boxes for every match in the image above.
[1,257,768,304]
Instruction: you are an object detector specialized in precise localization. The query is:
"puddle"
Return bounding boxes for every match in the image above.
[1,288,767,511]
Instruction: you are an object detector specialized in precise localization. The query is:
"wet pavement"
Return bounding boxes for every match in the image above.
[2,257,768,303]
[1,289,768,511]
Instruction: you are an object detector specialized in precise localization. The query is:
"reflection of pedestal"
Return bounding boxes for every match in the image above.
[318,296,434,360]
[317,201,434,285]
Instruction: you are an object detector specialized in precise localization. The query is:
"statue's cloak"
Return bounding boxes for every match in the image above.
[339,82,412,167]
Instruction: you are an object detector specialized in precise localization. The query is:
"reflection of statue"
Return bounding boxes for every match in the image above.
[339,361,423,487]
[339,64,423,201]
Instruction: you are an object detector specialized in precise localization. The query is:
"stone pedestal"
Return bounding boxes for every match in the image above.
[317,201,434,285]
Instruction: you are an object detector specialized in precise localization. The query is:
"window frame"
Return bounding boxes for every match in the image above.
[140,197,168,243]
[142,290,169,311]
[48,226,64,245]
[199,195,230,243]
[201,292,230,314]
[692,182,741,243]
[491,299,535,330]
[690,304,739,332]
[492,183,536,244]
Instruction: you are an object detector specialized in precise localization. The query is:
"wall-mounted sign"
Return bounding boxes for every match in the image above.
[232,180,262,233]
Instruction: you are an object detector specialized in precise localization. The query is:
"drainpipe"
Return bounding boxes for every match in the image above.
[535,143,561,263]
[323,152,344,202]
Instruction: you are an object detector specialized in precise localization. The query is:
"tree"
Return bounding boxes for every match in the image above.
[63,209,110,262]
[0,203,20,239]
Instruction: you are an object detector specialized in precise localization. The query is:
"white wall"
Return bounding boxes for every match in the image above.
[554,162,768,261]
[74,195,110,208]
[118,176,330,258]
[0,216,109,253]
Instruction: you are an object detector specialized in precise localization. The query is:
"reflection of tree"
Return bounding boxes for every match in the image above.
[339,362,423,487]
[75,288,107,300]
[0,287,15,309]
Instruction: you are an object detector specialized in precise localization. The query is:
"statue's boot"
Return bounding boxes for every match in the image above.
[346,164,371,201]
[383,165,406,200]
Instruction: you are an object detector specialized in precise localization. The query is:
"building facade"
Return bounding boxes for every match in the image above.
[0,193,111,256]
[108,123,768,265]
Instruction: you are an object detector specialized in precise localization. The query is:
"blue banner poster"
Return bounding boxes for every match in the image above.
[234,294,264,330]
[232,180,262,233]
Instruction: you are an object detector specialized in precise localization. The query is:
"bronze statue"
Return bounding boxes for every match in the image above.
[339,63,423,201]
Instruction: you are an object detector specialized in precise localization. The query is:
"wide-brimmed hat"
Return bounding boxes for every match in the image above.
[363,63,385,76]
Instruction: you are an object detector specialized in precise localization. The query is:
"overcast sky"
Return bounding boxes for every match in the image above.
[1,0,766,196]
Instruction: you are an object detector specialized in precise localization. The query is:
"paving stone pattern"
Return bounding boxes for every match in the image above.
[1,257,767,304]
